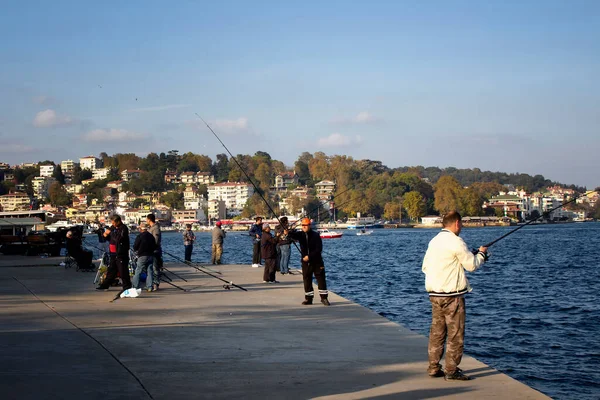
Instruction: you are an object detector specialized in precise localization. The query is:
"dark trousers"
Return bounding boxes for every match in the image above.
[101,254,131,290]
[74,249,93,270]
[302,262,328,300]
[263,258,277,282]
[184,245,193,261]
[252,240,261,264]
[428,296,466,375]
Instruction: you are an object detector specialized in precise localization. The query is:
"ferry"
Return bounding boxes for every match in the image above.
[346,216,376,229]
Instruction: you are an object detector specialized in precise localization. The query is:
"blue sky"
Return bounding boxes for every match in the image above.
[1,1,598,188]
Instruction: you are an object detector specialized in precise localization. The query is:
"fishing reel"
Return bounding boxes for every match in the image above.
[471,249,490,261]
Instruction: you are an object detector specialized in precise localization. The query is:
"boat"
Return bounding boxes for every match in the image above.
[346,215,376,229]
[317,228,343,239]
[45,220,78,232]
[356,228,374,236]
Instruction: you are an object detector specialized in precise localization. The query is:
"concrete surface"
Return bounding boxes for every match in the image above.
[0,255,549,399]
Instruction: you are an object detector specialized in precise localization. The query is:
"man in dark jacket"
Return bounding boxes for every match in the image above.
[249,216,263,268]
[286,218,330,305]
[260,223,278,283]
[211,221,226,264]
[96,214,131,291]
[66,229,94,271]
[275,217,291,274]
[131,223,156,291]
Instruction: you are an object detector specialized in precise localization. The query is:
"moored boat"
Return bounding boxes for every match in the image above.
[317,228,343,239]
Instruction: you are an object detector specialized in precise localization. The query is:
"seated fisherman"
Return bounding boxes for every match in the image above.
[66,229,94,270]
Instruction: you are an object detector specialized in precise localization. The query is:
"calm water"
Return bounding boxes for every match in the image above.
[88,223,600,399]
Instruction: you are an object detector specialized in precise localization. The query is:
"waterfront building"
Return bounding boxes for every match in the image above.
[121,169,142,181]
[79,156,101,171]
[0,192,31,211]
[60,160,75,175]
[39,164,55,178]
[274,171,299,191]
[172,209,206,224]
[92,167,109,180]
[208,199,226,220]
[195,171,215,185]
[32,176,56,200]
[64,184,83,195]
[315,180,336,201]
[207,182,254,214]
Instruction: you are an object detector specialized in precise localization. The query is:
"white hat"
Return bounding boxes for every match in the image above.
[262,223,270,230]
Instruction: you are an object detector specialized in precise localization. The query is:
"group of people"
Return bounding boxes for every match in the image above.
[95,213,163,292]
[249,216,330,306]
[88,208,485,382]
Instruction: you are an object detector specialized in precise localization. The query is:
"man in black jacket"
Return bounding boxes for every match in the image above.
[260,223,278,283]
[131,223,156,291]
[96,214,131,291]
[286,218,330,306]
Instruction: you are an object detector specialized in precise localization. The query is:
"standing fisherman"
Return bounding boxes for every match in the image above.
[183,224,196,262]
[286,218,330,306]
[275,216,291,274]
[249,216,263,268]
[96,215,132,291]
[260,223,278,283]
[147,214,163,291]
[421,211,488,380]
[211,221,226,265]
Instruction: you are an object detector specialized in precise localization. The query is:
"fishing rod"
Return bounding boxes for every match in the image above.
[162,248,247,291]
[161,249,221,275]
[197,114,310,262]
[482,190,596,248]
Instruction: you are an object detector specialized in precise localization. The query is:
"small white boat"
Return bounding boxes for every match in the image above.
[356,229,373,236]
[318,229,343,239]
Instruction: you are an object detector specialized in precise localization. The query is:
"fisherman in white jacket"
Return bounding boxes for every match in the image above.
[422,211,488,381]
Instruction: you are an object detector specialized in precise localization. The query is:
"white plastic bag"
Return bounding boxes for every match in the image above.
[120,288,142,298]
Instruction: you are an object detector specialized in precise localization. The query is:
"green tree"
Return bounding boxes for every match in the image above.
[213,153,229,182]
[383,202,400,221]
[52,164,66,184]
[162,191,184,209]
[48,182,72,206]
[460,188,483,216]
[403,191,426,221]
[434,176,463,214]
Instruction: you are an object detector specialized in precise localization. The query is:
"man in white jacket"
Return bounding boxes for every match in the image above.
[422,211,488,381]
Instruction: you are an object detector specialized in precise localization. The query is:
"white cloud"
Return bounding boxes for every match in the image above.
[331,111,380,125]
[32,109,74,128]
[318,133,363,148]
[213,117,249,132]
[83,128,147,142]
[130,104,191,112]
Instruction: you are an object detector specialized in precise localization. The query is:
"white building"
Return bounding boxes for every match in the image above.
[183,185,208,210]
[207,182,254,212]
[61,160,75,175]
[315,180,336,201]
[121,169,142,181]
[39,165,55,178]
[92,167,109,180]
[80,156,101,170]
[172,209,206,223]
[32,176,56,200]
[208,199,226,220]
[0,192,31,211]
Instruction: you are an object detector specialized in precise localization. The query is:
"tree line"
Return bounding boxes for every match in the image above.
[1,151,597,220]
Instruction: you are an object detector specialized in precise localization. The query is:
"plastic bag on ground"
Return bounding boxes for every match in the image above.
[120,288,142,298]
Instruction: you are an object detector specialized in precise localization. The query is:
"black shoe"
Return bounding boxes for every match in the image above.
[428,369,445,378]
[321,298,331,306]
[301,299,313,305]
[444,368,470,381]
[95,286,109,291]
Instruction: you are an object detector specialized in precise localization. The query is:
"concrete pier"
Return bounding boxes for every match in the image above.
[0,255,549,399]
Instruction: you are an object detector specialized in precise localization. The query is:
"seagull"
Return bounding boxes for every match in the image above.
[98,85,103,88]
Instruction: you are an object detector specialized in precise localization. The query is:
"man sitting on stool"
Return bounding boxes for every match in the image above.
[66,229,94,270]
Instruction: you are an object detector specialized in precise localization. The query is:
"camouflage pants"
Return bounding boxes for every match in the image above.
[427,296,465,375]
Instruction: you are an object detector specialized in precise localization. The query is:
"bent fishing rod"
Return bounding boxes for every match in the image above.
[161,248,247,291]
[197,114,308,256]
[482,190,597,249]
